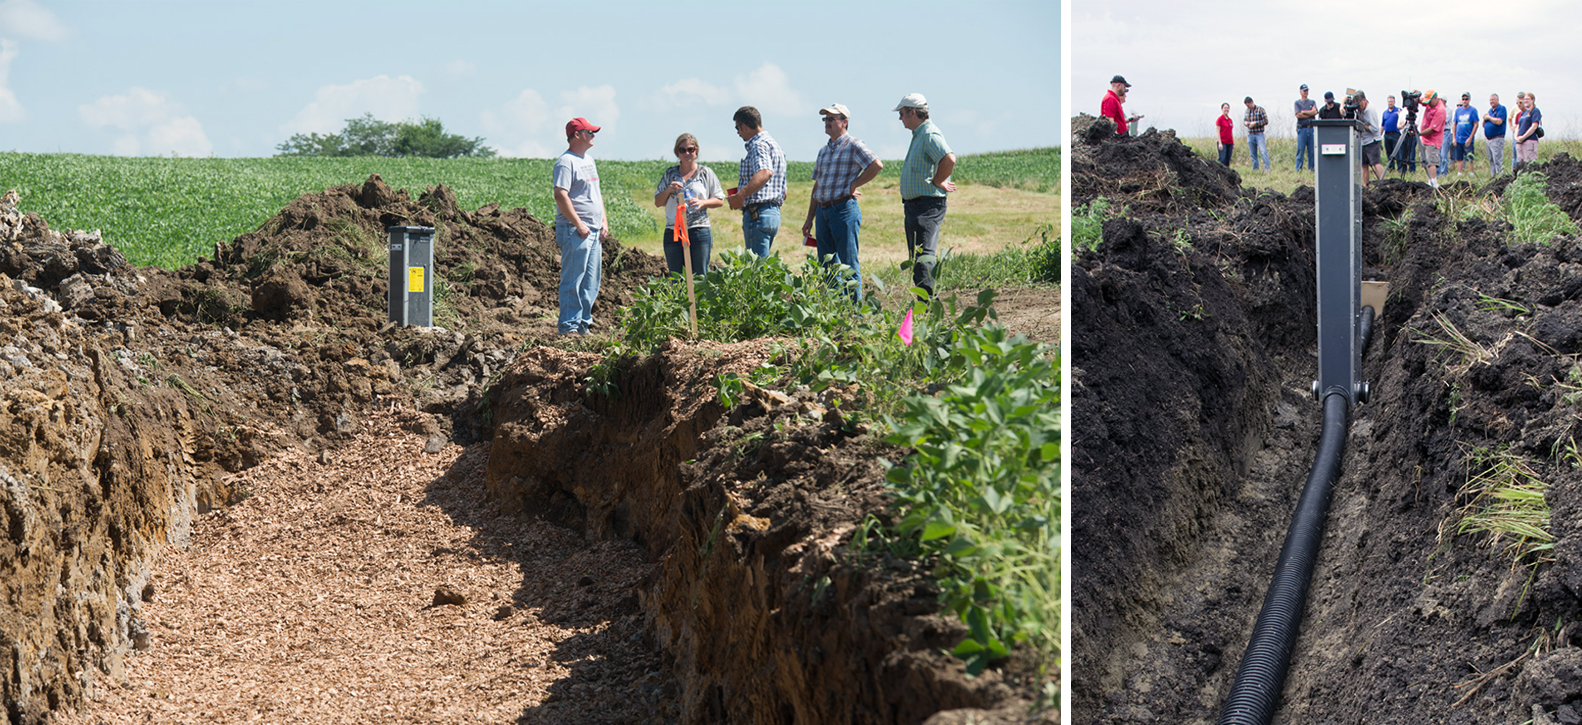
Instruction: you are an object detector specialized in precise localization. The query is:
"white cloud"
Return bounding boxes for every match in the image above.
[480,85,620,158]
[78,87,212,157]
[556,85,619,129]
[734,62,804,117]
[481,88,553,158]
[0,39,20,122]
[146,116,212,157]
[0,0,68,42]
[651,77,732,111]
[281,74,424,135]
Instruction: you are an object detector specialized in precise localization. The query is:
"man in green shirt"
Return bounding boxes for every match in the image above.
[894,93,956,298]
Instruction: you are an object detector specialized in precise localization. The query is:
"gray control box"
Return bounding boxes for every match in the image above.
[387,226,434,327]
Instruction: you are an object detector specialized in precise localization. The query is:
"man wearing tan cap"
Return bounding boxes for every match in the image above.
[895,92,955,298]
[802,102,881,300]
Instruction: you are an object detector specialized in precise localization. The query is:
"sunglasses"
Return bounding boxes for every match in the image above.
[677,147,698,154]
[822,116,844,123]
[578,130,597,138]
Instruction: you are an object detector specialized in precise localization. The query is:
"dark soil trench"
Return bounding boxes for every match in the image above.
[1073,116,1582,724]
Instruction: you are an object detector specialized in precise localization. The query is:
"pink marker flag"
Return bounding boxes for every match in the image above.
[897,308,915,345]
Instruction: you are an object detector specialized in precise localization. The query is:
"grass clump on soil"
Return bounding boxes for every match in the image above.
[1504,172,1579,245]
[1071,198,1110,252]
[611,252,1058,678]
[1453,445,1555,567]
[1443,445,1555,617]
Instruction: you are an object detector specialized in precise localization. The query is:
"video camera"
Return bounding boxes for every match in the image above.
[1399,89,1423,136]
[1343,88,1361,115]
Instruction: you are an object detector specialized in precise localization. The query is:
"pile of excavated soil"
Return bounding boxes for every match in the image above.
[1074,121,1582,723]
[1,177,1056,724]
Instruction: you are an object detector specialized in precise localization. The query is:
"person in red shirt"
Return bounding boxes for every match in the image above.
[1417,89,1446,189]
[1216,103,1235,166]
[1101,75,1141,135]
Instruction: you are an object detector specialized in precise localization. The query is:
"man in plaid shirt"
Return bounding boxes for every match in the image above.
[727,106,787,257]
[801,103,883,301]
[1243,96,1270,171]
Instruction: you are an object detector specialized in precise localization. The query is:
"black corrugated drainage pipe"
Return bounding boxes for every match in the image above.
[1359,305,1376,354]
[1216,391,1351,725]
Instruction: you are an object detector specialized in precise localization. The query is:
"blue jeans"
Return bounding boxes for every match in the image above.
[1393,134,1417,172]
[814,199,863,300]
[1217,143,1234,166]
[742,204,780,257]
[903,196,947,295]
[1248,132,1269,169]
[1295,127,1315,170]
[554,223,602,334]
[1439,133,1452,174]
[663,226,713,276]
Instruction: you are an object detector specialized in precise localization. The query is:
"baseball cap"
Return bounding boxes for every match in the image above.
[565,117,600,136]
[1300,83,1309,91]
[1324,91,1335,100]
[892,93,928,111]
[1424,89,1438,102]
[1111,75,1131,87]
[819,103,852,119]
[1461,92,1471,100]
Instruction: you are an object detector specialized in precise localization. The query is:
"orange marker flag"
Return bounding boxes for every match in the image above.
[676,191,698,337]
[675,201,690,247]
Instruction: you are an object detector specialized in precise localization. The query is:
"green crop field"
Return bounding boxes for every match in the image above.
[0,148,1058,272]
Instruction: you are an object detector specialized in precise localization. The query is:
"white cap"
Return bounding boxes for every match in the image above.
[819,103,852,118]
[892,93,928,111]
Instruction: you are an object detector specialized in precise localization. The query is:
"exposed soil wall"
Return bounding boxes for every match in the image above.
[485,342,1045,724]
[0,179,663,724]
[1074,118,1582,723]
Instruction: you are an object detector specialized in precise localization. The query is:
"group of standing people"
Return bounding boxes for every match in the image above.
[550,94,959,335]
[1208,84,1544,190]
[1099,75,1548,190]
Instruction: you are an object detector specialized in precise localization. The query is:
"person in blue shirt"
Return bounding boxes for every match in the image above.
[1382,95,1404,172]
[1451,92,1480,175]
[1482,93,1508,177]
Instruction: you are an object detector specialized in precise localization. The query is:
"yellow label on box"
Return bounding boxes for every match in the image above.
[408,267,424,293]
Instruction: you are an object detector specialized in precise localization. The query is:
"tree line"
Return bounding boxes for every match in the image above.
[277,114,495,158]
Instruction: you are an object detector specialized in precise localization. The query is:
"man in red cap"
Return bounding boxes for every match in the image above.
[1101,75,1141,135]
[551,118,608,335]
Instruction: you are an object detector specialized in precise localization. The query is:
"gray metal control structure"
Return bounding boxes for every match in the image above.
[387,225,434,327]
[1311,118,1368,407]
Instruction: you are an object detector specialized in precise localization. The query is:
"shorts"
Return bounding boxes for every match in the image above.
[1361,141,1381,167]
[1449,141,1470,161]
[1421,143,1441,167]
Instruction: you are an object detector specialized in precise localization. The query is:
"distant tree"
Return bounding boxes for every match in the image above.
[276,113,495,158]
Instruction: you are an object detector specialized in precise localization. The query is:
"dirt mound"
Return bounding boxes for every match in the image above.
[486,341,1050,723]
[1070,113,1243,213]
[1074,117,1582,724]
[0,181,667,724]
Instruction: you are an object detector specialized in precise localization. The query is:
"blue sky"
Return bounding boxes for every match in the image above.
[0,0,1058,161]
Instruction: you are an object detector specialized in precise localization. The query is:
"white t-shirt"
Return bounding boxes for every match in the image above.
[552,150,604,228]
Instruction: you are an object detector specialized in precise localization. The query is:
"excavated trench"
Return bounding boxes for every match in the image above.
[1073,116,1582,724]
[0,178,1049,724]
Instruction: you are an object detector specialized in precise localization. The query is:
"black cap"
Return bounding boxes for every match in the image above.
[1300,83,1309,91]
[1324,91,1335,100]
[1111,75,1131,87]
